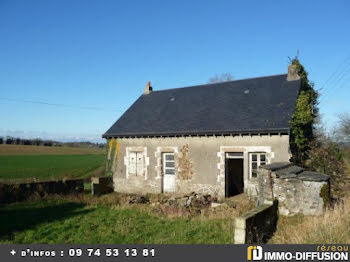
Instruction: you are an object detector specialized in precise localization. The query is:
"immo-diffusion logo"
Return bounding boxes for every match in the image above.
[247,245,349,261]
[247,246,263,261]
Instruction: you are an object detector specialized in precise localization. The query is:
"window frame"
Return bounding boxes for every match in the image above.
[128,151,144,176]
[249,152,267,179]
[225,152,244,158]
[162,152,175,176]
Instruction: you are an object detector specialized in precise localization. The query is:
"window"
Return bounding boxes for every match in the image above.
[249,153,267,178]
[162,153,175,175]
[129,152,144,176]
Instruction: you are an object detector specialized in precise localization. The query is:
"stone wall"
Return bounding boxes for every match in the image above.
[114,176,161,195]
[109,135,291,198]
[0,178,84,204]
[257,162,330,216]
[234,200,278,244]
[175,180,221,196]
[91,176,114,196]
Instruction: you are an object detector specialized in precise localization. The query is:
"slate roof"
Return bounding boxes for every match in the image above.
[103,74,301,138]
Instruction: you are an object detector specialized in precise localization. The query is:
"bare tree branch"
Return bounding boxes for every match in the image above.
[207,73,233,84]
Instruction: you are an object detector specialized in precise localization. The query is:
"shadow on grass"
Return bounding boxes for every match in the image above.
[0,202,90,238]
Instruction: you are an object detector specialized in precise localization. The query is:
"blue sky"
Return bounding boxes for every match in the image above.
[0,0,349,142]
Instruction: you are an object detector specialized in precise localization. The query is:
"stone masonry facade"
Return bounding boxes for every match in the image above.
[257,162,330,215]
[108,134,291,199]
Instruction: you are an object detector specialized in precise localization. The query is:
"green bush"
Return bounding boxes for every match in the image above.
[308,139,344,176]
[308,139,346,199]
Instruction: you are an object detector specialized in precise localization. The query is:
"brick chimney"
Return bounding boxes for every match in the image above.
[143,81,152,95]
[287,64,300,81]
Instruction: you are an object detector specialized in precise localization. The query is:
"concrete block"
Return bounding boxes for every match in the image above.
[235,217,246,230]
[234,228,246,244]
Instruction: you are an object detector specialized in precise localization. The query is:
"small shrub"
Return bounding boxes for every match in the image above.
[308,139,344,176]
[307,139,347,199]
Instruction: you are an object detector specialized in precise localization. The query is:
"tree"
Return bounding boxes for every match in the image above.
[33,138,42,146]
[338,113,350,143]
[22,139,31,145]
[208,73,233,84]
[6,136,14,144]
[15,137,21,145]
[289,58,319,165]
[44,140,53,146]
[0,137,3,144]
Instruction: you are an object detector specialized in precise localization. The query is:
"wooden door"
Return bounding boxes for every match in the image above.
[162,153,175,193]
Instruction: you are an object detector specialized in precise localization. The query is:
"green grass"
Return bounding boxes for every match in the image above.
[0,155,105,180]
[0,200,235,244]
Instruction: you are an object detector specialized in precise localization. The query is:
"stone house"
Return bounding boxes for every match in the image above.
[103,65,301,199]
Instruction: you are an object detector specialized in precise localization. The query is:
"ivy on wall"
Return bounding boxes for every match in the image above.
[289,58,319,165]
[106,138,120,176]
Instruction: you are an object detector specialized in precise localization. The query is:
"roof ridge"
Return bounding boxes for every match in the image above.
[151,73,287,93]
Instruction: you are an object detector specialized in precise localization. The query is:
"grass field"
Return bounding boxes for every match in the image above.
[0,144,104,155]
[0,155,105,180]
[0,200,235,244]
[0,145,105,181]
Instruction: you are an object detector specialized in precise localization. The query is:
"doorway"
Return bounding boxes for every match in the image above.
[225,153,244,197]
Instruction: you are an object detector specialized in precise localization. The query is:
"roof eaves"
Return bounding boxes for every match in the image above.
[102,128,290,139]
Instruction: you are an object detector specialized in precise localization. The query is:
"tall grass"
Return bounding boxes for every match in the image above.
[271,197,350,243]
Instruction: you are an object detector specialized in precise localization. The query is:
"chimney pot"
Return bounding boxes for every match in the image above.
[287,64,300,81]
[144,81,152,95]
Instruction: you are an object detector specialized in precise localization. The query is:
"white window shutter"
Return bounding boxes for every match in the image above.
[129,152,136,175]
[136,152,144,176]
